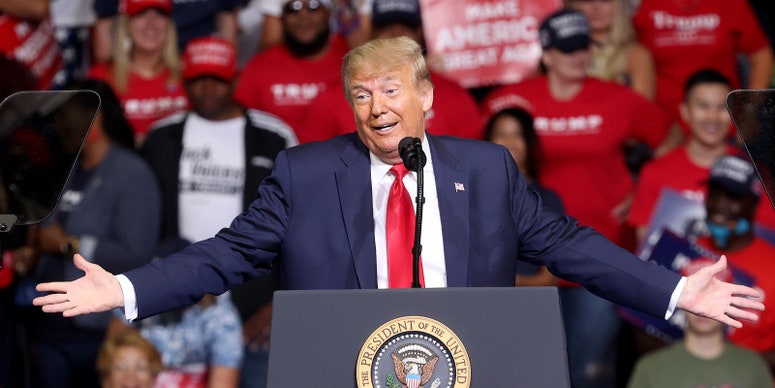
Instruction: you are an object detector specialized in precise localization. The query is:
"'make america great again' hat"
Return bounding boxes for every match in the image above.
[539,9,591,53]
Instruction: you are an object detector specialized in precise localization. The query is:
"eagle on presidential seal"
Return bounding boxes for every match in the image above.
[390,344,439,388]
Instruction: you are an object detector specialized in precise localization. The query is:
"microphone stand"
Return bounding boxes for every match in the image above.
[412,165,424,288]
[398,136,426,289]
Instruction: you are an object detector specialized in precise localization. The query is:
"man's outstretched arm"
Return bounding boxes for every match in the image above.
[33,254,765,328]
[33,254,124,316]
[677,255,764,328]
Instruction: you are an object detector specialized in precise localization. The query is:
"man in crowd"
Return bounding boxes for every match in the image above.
[629,69,775,247]
[141,36,297,388]
[628,259,772,387]
[234,0,349,140]
[688,155,775,373]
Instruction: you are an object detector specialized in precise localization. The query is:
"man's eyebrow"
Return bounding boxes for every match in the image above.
[349,74,402,91]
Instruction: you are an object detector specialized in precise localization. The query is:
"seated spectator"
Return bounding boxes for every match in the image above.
[633,0,773,137]
[628,69,775,247]
[568,0,655,100]
[257,0,371,50]
[88,0,188,146]
[108,292,244,388]
[0,0,63,89]
[483,8,669,254]
[569,0,670,168]
[141,37,296,388]
[689,155,775,373]
[96,329,163,388]
[93,0,240,59]
[622,67,742,375]
[234,0,350,139]
[627,258,772,388]
[483,106,563,287]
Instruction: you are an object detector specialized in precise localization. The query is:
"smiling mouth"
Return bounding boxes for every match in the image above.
[372,122,397,131]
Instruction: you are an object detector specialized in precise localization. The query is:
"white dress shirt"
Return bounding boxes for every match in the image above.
[370,136,446,288]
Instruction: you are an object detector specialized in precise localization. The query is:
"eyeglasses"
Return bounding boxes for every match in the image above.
[283,0,323,14]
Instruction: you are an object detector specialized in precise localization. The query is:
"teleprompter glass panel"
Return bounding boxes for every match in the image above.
[0,90,99,225]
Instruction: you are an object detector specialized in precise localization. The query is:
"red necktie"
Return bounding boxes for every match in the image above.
[386,164,424,288]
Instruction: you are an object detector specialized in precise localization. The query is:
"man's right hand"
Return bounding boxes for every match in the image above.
[33,253,124,317]
[677,255,764,328]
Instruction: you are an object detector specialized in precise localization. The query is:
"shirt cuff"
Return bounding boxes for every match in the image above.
[665,276,687,320]
[115,274,138,322]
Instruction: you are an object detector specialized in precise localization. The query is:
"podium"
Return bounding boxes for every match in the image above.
[267,287,569,387]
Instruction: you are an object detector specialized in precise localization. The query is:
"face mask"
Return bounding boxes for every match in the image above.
[705,218,750,248]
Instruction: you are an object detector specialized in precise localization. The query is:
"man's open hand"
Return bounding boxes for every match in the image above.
[678,255,764,328]
[33,254,124,317]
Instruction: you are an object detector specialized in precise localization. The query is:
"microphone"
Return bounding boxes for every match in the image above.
[397,136,425,288]
[398,137,426,172]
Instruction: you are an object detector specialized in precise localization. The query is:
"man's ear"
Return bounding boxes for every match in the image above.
[420,81,434,113]
[540,51,551,70]
[679,101,690,124]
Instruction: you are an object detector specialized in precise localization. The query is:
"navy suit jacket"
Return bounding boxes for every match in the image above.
[126,133,681,319]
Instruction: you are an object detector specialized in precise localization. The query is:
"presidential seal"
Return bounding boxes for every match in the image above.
[356,316,471,388]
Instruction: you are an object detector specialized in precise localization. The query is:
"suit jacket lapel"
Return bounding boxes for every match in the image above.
[428,135,470,287]
[336,136,378,288]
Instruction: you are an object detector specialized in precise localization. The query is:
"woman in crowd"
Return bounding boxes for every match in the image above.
[108,291,244,388]
[88,0,187,146]
[569,0,655,100]
[97,330,163,388]
[569,0,667,169]
[483,106,564,287]
[105,237,243,388]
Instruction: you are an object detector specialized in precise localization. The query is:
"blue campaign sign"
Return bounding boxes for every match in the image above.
[618,229,755,342]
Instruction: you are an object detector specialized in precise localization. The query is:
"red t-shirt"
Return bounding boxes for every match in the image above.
[233,35,350,136]
[632,0,770,127]
[296,79,353,143]
[483,77,669,245]
[0,15,61,89]
[88,64,188,142]
[298,70,484,144]
[423,72,484,139]
[697,236,775,353]
[629,146,775,230]
[629,146,725,227]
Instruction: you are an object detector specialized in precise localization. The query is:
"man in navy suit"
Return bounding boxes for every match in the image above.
[34,37,762,329]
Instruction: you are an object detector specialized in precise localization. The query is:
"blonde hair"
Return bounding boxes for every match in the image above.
[341,36,433,102]
[96,330,163,381]
[571,0,635,83]
[112,13,181,92]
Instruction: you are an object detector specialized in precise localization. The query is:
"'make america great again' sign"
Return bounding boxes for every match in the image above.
[421,0,561,88]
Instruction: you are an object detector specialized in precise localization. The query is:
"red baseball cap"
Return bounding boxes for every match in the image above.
[182,36,237,82]
[120,0,172,17]
[482,92,535,122]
